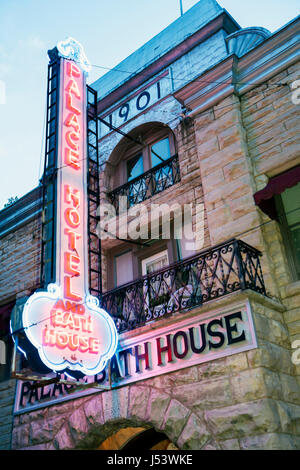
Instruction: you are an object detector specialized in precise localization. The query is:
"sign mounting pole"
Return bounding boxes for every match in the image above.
[180,0,184,16]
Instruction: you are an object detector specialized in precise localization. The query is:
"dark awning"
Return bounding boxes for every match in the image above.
[254,166,300,220]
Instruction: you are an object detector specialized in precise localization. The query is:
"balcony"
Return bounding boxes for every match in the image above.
[100,238,266,333]
[108,154,180,214]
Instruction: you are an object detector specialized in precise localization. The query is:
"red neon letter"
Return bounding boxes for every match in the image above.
[67,61,81,78]
[68,334,80,351]
[64,228,81,252]
[66,79,81,99]
[66,130,80,151]
[65,148,80,170]
[64,207,80,229]
[89,338,100,354]
[66,93,81,116]
[79,336,89,353]
[64,276,82,302]
[64,185,80,208]
[56,332,69,349]
[64,252,80,277]
[65,112,80,132]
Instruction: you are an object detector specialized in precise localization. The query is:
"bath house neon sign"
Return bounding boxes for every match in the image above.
[22,39,118,376]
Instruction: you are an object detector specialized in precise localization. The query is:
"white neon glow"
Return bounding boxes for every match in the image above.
[57,37,91,73]
[22,284,118,376]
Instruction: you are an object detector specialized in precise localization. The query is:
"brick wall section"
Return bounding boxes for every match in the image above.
[0,217,41,301]
[0,217,41,449]
[0,380,15,449]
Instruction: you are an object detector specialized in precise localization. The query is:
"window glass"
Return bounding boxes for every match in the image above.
[114,251,133,287]
[175,223,196,260]
[142,251,169,275]
[141,250,170,310]
[281,182,300,277]
[127,154,144,182]
[281,182,300,226]
[127,154,147,206]
[151,138,171,168]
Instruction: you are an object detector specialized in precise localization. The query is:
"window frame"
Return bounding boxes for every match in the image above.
[113,249,134,288]
[126,153,144,182]
[106,236,179,291]
[275,190,300,281]
[141,249,169,276]
[113,127,176,189]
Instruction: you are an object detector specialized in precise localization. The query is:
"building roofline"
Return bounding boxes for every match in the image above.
[0,186,42,239]
[95,10,239,115]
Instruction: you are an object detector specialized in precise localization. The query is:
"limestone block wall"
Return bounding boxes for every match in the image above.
[0,380,15,450]
[243,63,300,180]
[241,60,300,363]
[241,62,300,285]
[189,60,300,349]
[193,93,278,298]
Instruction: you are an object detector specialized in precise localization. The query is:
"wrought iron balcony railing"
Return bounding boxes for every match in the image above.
[108,154,180,214]
[100,238,266,333]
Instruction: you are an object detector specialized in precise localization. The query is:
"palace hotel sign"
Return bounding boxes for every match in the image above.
[20,39,118,377]
[13,39,258,414]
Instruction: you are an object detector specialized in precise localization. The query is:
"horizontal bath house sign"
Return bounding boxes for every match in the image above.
[14,300,257,413]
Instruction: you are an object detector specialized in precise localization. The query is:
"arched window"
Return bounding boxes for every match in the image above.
[108,123,180,212]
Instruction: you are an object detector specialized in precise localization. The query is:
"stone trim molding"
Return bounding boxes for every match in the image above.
[175,16,300,117]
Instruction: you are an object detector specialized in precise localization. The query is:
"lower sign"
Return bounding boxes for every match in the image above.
[14,301,257,414]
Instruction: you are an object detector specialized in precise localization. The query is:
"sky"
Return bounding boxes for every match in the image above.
[0,0,299,209]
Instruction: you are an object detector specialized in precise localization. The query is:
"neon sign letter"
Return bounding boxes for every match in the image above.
[22,39,118,376]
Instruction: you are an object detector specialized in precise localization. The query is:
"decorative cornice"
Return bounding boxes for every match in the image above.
[173,15,300,117]
[226,27,271,58]
[236,17,300,95]
[174,54,237,112]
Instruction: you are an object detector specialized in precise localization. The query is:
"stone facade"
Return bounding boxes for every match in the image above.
[1,0,300,451]
[9,292,300,450]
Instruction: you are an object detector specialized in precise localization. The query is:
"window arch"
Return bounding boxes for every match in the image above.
[97,426,178,450]
[107,122,179,211]
[116,124,175,186]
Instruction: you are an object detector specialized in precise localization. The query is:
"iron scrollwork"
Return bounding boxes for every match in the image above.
[108,154,181,214]
[100,238,266,333]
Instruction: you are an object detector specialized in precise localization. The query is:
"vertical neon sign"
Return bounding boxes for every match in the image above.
[22,39,118,376]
